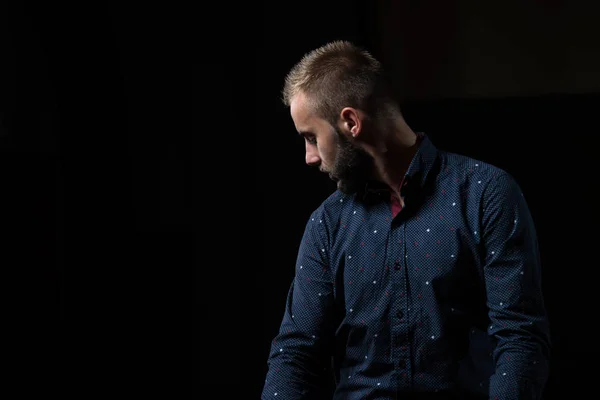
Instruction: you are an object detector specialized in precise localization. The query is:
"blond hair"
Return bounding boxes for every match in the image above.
[282,40,395,125]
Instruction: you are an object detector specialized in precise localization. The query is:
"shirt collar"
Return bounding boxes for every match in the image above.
[360,132,439,199]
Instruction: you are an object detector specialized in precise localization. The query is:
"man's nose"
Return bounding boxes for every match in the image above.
[305,151,321,166]
[305,143,320,166]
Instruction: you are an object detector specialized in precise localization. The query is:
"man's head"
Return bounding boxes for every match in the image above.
[283,41,396,194]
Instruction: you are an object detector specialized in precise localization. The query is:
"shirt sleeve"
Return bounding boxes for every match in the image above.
[480,172,551,400]
[261,210,336,399]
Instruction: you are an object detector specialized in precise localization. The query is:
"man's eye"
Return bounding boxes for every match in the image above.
[305,136,317,145]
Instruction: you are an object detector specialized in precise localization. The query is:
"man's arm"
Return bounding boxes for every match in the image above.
[261,210,336,399]
[480,172,551,400]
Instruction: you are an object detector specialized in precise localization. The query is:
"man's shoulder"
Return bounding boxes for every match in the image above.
[439,150,528,205]
[306,189,352,224]
[317,189,348,211]
[440,150,513,183]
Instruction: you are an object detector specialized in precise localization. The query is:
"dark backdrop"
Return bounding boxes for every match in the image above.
[2,2,192,397]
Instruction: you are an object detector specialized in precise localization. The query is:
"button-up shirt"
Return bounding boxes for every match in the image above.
[261,133,550,399]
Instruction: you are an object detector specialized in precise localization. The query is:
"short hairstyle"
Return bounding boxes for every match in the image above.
[282,40,395,125]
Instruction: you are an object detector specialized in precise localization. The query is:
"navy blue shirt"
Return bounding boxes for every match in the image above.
[262,134,550,399]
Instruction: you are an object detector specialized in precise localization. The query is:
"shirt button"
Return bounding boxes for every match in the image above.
[396,309,404,319]
[394,261,401,270]
[398,359,406,369]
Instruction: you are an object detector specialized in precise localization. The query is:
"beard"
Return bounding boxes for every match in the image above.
[326,127,374,195]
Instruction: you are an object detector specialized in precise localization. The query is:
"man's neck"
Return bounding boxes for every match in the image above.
[370,123,419,198]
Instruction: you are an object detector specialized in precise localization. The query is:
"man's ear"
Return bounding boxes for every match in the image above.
[340,107,361,138]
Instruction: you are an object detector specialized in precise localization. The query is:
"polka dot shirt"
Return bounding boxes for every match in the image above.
[262,134,550,399]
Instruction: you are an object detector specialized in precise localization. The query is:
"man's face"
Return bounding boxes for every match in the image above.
[290,92,373,194]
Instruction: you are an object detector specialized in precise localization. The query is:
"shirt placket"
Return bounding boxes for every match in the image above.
[388,205,412,389]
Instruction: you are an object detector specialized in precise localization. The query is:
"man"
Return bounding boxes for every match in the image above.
[261,41,550,399]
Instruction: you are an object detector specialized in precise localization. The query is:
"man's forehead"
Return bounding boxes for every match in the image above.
[290,92,313,131]
[290,92,309,114]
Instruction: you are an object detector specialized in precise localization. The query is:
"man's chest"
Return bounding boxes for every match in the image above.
[329,196,483,303]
